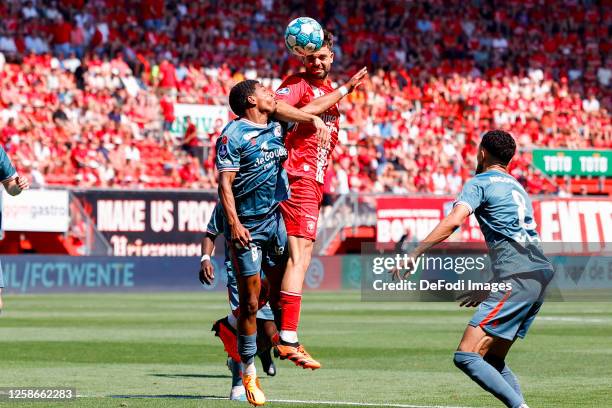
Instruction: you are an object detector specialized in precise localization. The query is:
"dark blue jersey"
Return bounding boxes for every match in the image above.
[216,118,289,218]
[455,169,553,278]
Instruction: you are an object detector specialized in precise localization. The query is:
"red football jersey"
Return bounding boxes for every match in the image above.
[275,73,340,184]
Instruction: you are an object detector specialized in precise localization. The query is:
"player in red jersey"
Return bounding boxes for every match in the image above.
[274,30,367,369]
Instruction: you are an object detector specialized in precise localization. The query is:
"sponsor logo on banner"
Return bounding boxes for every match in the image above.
[73,190,218,256]
[2,189,69,232]
[305,258,325,289]
[377,197,612,251]
[376,197,483,245]
[532,149,612,177]
[535,198,612,252]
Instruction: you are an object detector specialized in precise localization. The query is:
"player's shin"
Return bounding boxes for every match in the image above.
[453,352,524,408]
[237,274,261,374]
[239,333,258,375]
[484,354,524,400]
[279,290,302,344]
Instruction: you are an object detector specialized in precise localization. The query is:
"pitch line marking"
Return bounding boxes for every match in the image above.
[268,398,475,408]
[79,395,476,407]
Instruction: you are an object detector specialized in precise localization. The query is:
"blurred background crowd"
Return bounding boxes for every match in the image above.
[0,0,610,196]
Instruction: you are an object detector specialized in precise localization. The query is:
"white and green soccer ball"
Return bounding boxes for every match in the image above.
[284,17,324,57]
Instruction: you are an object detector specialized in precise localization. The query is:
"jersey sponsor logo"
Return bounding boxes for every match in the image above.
[218,144,228,159]
[254,146,288,166]
[276,87,290,95]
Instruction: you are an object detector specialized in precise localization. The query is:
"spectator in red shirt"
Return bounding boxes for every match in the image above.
[158,58,177,94]
[159,94,175,143]
[52,16,73,57]
[181,116,200,159]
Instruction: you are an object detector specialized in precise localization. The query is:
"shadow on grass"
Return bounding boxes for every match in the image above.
[150,373,231,379]
[110,394,226,400]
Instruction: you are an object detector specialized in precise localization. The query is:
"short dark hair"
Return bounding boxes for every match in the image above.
[228,80,259,117]
[480,130,516,165]
[322,30,334,50]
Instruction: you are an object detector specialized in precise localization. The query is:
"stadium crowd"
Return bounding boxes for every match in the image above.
[0,0,610,195]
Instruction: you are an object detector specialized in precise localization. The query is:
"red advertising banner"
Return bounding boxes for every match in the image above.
[376,196,484,245]
[303,256,343,291]
[377,196,612,246]
[535,198,612,249]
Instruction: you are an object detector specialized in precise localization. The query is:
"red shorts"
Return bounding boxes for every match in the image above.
[280,175,323,241]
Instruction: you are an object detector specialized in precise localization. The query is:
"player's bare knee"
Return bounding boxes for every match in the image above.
[457,334,493,355]
[242,296,260,317]
[474,335,494,356]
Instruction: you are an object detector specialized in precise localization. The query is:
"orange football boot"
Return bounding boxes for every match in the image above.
[242,374,266,406]
[275,343,321,370]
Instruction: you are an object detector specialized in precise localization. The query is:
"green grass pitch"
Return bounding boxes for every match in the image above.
[0,292,610,407]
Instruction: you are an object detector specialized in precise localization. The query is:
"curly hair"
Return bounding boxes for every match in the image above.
[228,80,259,117]
[480,130,516,165]
[322,29,334,50]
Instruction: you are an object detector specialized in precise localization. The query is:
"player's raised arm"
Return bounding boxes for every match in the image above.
[414,204,471,256]
[297,67,368,116]
[273,101,329,145]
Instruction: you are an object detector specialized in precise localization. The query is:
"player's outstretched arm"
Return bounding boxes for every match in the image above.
[2,176,29,196]
[299,67,368,116]
[218,171,251,248]
[413,204,470,257]
[273,101,330,145]
[392,204,470,281]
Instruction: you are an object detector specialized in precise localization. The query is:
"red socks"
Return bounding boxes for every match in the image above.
[279,291,302,332]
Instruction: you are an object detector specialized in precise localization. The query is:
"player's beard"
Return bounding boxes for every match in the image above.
[476,162,484,174]
[308,65,330,80]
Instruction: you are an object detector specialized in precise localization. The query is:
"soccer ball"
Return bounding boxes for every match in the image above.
[284,17,324,57]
